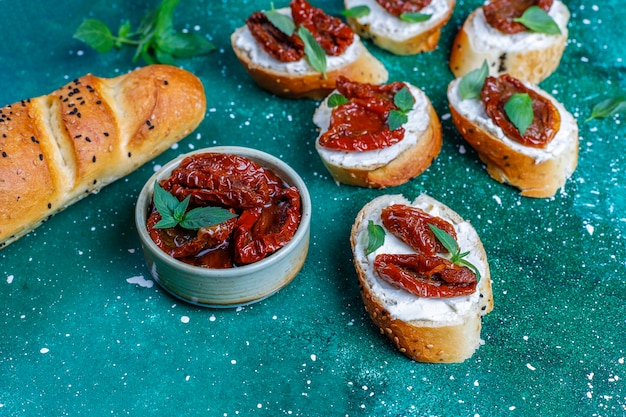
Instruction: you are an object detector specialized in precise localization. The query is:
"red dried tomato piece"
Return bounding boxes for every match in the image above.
[290,0,354,56]
[246,11,305,62]
[483,0,553,34]
[381,204,457,255]
[374,254,477,298]
[234,186,302,265]
[318,77,408,151]
[376,0,432,16]
[480,74,561,148]
[161,153,273,209]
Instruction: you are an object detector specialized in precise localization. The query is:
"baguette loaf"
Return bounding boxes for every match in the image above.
[0,64,206,249]
[313,81,441,188]
[449,0,570,84]
[231,7,388,99]
[344,0,455,55]
[447,75,578,198]
[351,194,493,363]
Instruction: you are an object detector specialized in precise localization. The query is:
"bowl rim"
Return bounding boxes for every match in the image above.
[134,146,312,277]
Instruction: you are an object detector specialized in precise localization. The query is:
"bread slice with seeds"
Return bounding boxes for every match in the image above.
[351,194,493,363]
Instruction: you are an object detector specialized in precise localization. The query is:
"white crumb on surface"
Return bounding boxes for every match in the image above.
[126,276,154,288]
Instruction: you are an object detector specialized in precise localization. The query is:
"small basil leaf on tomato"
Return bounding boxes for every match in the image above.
[297,26,327,78]
[513,6,561,35]
[264,9,295,36]
[504,93,534,135]
[328,93,349,107]
[180,207,238,230]
[394,86,415,113]
[387,110,408,131]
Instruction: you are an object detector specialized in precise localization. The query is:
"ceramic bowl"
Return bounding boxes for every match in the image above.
[135,146,311,307]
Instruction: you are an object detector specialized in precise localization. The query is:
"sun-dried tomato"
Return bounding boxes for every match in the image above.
[234,186,302,265]
[148,153,302,268]
[374,254,477,298]
[381,204,457,255]
[291,0,354,56]
[318,77,408,151]
[376,0,432,16]
[483,0,553,34]
[481,74,561,148]
[246,11,305,62]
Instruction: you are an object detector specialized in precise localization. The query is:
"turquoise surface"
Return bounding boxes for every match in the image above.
[1,1,625,416]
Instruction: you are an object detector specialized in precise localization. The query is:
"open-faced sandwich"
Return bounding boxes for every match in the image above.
[313,76,441,188]
[351,194,493,363]
[343,0,456,55]
[449,0,570,83]
[447,62,578,198]
[231,0,388,99]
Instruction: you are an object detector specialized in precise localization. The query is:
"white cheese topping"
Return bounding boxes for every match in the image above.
[233,8,363,74]
[447,77,577,164]
[344,0,452,41]
[313,83,430,169]
[468,0,570,53]
[353,195,487,324]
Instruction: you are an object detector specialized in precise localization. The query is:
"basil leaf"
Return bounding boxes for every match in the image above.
[366,221,386,255]
[74,19,115,53]
[513,6,561,35]
[399,12,431,23]
[154,47,176,64]
[393,86,415,113]
[180,207,238,230]
[586,95,626,122]
[458,60,489,100]
[174,194,191,222]
[328,93,349,107]
[341,5,371,18]
[387,110,408,131]
[297,26,327,78]
[116,20,132,48]
[457,258,481,280]
[504,93,534,135]
[153,214,179,229]
[157,32,215,58]
[153,182,180,217]
[265,9,296,36]
[154,0,179,38]
[428,224,458,254]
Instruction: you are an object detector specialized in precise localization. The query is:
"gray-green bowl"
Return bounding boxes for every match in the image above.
[135,146,311,307]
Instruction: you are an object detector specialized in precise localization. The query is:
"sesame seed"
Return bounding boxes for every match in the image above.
[164,80,169,85]
[85,137,91,142]
[103,132,109,137]
[2,152,7,157]
[47,203,52,209]
[39,154,43,161]
[92,156,96,163]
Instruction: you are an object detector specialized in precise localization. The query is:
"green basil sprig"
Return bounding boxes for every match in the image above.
[328,93,349,107]
[388,86,416,131]
[429,224,481,280]
[74,0,215,64]
[152,182,237,230]
[514,6,561,35]
[366,220,386,255]
[586,95,626,122]
[400,12,431,23]
[504,93,534,135]
[341,5,371,18]
[458,60,489,101]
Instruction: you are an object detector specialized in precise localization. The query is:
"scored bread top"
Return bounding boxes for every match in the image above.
[351,194,492,326]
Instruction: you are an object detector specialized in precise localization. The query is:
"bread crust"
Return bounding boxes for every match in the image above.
[351,194,493,363]
[449,3,569,83]
[0,65,206,248]
[231,27,388,99]
[344,0,455,55]
[315,92,442,188]
[447,80,578,198]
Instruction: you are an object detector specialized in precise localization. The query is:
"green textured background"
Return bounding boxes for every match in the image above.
[1,1,625,416]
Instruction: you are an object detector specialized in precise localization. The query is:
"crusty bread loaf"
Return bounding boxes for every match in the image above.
[447,76,578,198]
[313,82,441,188]
[0,64,206,249]
[351,194,493,363]
[344,0,455,55]
[449,0,570,84]
[230,9,388,99]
